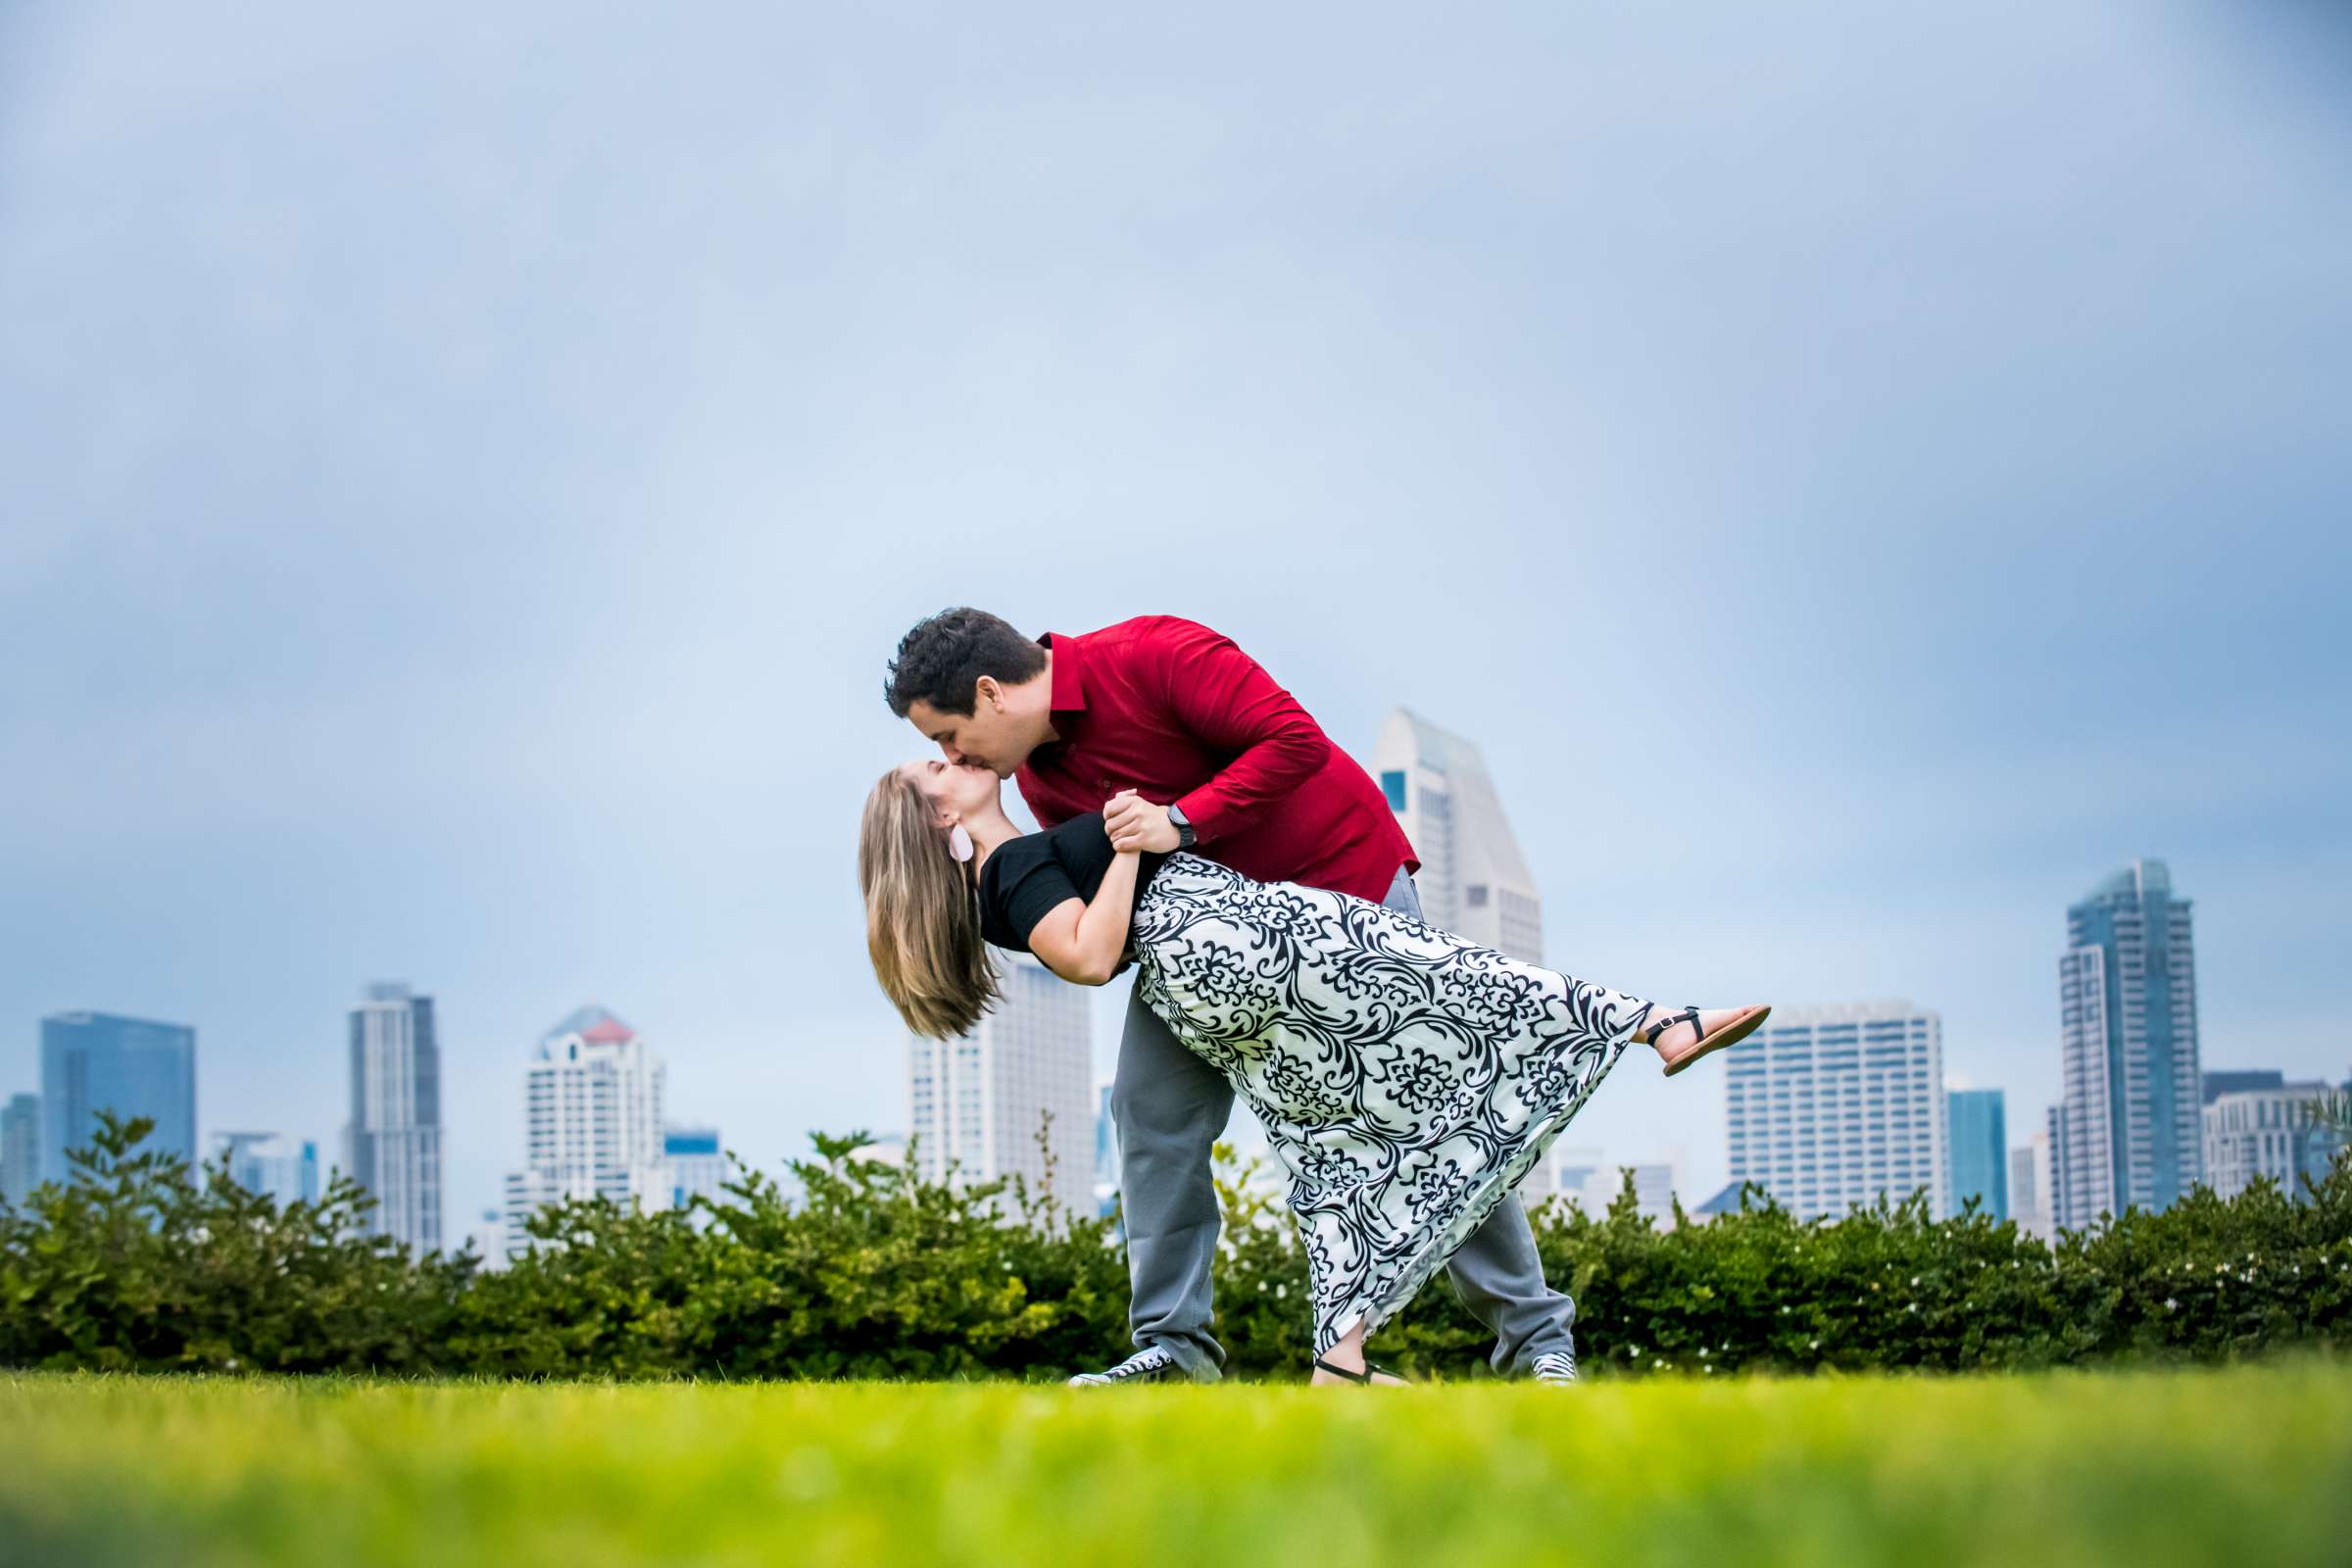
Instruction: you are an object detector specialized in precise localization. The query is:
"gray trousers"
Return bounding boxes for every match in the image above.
[1108,866,1579,1380]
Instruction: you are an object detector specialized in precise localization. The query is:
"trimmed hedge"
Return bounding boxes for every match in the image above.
[2,1112,2345,1379]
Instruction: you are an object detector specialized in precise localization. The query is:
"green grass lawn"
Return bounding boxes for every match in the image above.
[5,1362,2348,1567]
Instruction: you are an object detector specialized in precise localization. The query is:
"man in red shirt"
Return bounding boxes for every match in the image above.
[887,608,1585,1386]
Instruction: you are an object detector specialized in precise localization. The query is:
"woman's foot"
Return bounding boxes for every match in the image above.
[1311,1327,1408,1386]
[1638,1005,1738,1054]
[1639,1003,1772,1076]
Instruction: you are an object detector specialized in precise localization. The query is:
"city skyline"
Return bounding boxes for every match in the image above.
[2,822,2334,1234]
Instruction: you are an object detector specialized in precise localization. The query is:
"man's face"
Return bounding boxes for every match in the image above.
[906,686,1029,777]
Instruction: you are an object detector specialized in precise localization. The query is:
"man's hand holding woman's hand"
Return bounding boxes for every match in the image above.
[1103,789,1180,854]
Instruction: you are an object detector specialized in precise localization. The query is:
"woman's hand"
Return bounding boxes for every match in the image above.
[1103,788,1174,855]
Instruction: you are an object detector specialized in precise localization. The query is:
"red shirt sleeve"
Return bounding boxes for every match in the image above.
[1152,619,1333,845]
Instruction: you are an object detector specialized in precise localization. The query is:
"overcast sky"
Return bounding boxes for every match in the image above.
[4,1,2347,1233]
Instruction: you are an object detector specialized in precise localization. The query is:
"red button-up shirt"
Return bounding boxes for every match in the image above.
[1013,616,1419,904]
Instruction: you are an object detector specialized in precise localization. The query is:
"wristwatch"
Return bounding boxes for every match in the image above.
[1167,802,1198,851]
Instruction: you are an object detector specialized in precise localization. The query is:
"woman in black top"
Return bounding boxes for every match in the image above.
[977,810,1166,963]
[860,757,1769,1386]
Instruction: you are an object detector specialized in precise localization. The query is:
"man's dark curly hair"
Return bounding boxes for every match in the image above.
[884,608,1048,718]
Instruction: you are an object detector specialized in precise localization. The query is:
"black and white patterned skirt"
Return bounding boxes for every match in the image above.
[1130,853,1654,1354]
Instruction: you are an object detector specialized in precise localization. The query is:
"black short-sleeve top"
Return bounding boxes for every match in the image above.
[978,815,1166,954]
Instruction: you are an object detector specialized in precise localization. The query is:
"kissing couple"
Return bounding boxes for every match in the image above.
[859,609,1769,1387]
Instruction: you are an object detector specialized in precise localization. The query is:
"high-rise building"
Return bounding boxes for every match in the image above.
[906,954,1092,1219]
[2202,1081,2347,1203]
[2009,1124,2055,1241]
[2053,859,2202,1229]
[2202,1069,2284,1103]
[344,983,443,1255]
[1726,1001,1949,1220]
[1945,1087,2009,1219]
[1370,708,1543,961]
[41,1012,197,1183]
[1,1093,40,1208]
[664,1125,726,1213]
[502,1006,669,1259]
[214,1132,320,1208]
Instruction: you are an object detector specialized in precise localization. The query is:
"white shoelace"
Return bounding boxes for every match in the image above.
[1068,1347,1178,1385]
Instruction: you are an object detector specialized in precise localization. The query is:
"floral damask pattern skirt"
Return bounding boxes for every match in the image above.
[1131,853,1655,1353]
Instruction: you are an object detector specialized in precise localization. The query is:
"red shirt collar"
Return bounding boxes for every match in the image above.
[1040,631,1087,712]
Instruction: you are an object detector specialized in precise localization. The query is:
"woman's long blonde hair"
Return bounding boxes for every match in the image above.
[858,768,1001,1039]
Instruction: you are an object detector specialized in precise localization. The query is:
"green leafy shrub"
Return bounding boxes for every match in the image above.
[0,1111,472,1373]
[3,1114,2344,1380]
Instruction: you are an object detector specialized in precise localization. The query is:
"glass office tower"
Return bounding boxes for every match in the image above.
[41,1011,197,1181]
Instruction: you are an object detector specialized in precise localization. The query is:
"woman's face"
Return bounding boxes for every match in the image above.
[899,757,1001,829]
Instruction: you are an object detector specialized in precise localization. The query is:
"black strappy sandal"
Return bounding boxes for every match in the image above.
[1640,1003,1772,1078]
[1638,1005,1698,1047]
[1313,1354,1403,1385]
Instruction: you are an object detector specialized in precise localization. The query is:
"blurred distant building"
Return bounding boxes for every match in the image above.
[2052,858,2202,1229]
[1945,1087,2008,1219]
[665,1124,726,1215]
[1371,708,1543,961]
[907,954,1091,1219]
[502,1006,669,1260]
[1727,1001,1949,1220]
[1691,1181,1746,1223]
[344,983,443,1255]
[1,1093,39,1208]
[2010,1124,2055,1240]
[1531,1146,1606,1214]
[465,1207,508,1269]
[42,1011,197,1183]
[215,1131,320,1208]
[2202,1081,2347,1203]
[1535,1147,1680,1226]
[1605,1161,1680,1227]
[2202,1068,2284,1103]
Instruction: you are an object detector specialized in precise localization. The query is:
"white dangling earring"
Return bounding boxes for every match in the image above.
[948,823,974,862]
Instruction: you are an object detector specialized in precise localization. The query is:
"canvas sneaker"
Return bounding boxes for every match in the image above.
[1066,1346,1183,1387]
[1531,1349,1580,1386]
